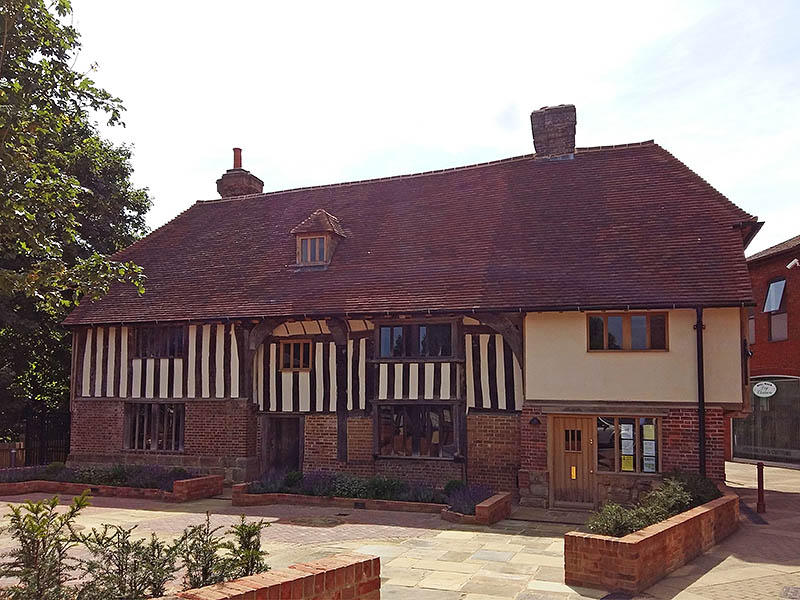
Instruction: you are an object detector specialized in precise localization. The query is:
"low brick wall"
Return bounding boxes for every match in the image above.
[440,492,513,525]
[564,491,740,593]
[159,553,380,600]
[232,483,445,513]
[0,475,223,503]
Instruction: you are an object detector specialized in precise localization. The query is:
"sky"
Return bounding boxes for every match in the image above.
[71,0,799,256]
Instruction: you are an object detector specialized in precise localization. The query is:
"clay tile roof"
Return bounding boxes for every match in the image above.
[63,141,757,326]
[290,209,347,237]
[747,233,800,263]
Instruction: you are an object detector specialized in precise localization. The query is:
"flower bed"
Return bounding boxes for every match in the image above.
[564,490,740,593]
[0,464,223,502]
[440,492,513,525]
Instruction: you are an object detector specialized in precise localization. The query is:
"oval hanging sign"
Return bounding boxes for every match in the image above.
[753,381,777,398]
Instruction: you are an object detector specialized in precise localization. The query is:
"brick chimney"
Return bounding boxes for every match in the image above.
[530,105,576,158]
[216,147,264,198]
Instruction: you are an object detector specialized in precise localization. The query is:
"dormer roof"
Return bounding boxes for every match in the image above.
[290,209,347,238]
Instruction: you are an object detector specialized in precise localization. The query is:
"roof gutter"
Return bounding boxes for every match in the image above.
[695,306,707,477]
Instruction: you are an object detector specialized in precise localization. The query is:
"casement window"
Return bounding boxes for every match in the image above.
[280,340,312,371]
[587,313,668,351]
[764,279,787,341]
[133,325,185,358]
[378,323,453,358]
[376,402,461,458]
[297,235,326,265]
[124,402,185,452]
[596,416,660,473]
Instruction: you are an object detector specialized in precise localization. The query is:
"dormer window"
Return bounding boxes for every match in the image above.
[298,235,327,265]
[290,208,346,268]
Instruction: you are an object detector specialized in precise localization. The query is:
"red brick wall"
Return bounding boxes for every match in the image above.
[70,399,125,455]
[749,250,800,377]
[184,399,255,458]
[347,415,375,477]
[303,413,340,472]
[520,403,547,471]
[467,413,520,492]
[374,457,463,485]
[174,553,380,600]
[662,407,725,481]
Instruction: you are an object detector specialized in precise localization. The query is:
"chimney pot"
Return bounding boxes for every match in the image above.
[216,147,263,198]
[530,104,576,158]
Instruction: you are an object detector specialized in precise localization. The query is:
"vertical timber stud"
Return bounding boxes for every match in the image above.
[695,307,706,477]
[327,318,349,463]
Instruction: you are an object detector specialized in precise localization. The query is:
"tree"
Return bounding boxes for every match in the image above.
[0,0,151,438]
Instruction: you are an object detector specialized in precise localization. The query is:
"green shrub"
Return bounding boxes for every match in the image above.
[365,476,405,500]
[76,524,177,599]
[331,474,369,498]
[284,471,302,488]
[175,513,231,589]
[444,479,465,496]
[0,492,89,600]
[222,515,270,579]
[587,472,721,537]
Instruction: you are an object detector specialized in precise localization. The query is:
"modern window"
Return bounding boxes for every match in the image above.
[587,313,667,351]
[124,402,185,452]
[378,323,453,358]
[764,278,788,342]
[596,416,659,473]
[280,340,312,371]
[297,235,326,265]
[376,403,460,458]
[133,326,185,358]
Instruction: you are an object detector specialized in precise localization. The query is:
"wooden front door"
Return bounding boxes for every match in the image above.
[264,417,302,473]
[551,416,594,507]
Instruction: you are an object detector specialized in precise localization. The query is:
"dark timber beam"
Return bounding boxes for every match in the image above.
[248,318,285,351]
[326,318,349,346]
[326,317,350,462]
[480,313,524,364]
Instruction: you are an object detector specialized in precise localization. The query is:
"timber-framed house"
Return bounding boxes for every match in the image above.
[64,105,760,507]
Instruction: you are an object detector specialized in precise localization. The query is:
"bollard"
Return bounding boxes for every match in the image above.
[9,448,17,468]
[756,461,766,513]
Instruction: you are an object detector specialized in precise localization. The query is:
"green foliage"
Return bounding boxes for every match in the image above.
[0,0,151,440]
[587,472,721,537]
[444,479,465,496]
[284,470,302,488]
[0,492,88,600]
[175,513,232,590]
[75,525,177,600]
[365,476,405,500]
[330,474,369,498]
[221,515,270,579]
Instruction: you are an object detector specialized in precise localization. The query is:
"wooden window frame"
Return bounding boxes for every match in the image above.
[279,339,313,372]
[595,416,661,475]
[123,401,185,453]
[373,400,463,460]
[375,320,456,361]
[586,312,669,352]
[132,325,186,359]
[296,234,328,266]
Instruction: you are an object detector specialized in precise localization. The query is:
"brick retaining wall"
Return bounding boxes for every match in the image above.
[159,553,380,600]
[564,491,740,593]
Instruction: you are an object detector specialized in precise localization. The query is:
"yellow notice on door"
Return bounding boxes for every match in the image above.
[621,455,634,471]
[570,465,576,479]
[643,424,655,440]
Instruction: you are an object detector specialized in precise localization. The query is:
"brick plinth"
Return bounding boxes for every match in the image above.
[467,412,520,492]
[303,413,340,472]
[68,398,258,482]
[519,402,548,506]
[347,415,376,477]
[375,457,464,485]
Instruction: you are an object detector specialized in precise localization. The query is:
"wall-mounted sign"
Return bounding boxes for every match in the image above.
[753,381,777,398]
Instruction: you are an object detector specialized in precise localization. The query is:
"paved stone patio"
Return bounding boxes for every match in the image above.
[1,461,798,599]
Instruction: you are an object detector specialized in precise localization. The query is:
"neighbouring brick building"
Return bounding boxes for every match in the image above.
[64,105,759,507]
[730,234,800,466]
